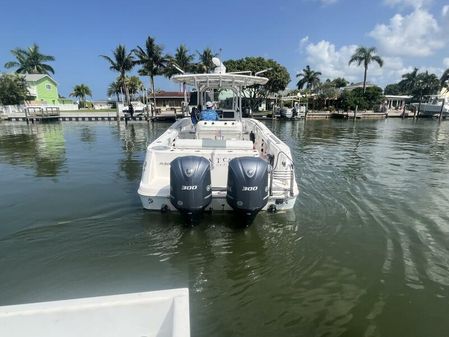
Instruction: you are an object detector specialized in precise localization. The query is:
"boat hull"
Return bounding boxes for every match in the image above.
[138,192,297,213]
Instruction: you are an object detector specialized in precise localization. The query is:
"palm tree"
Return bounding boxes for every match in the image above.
[296,65,321,90]
[5,43,55,75]
[348,46,383,93]
[196,48,218,73]
[413,71,440,116]
[70,84,92,108]
[165,44,195,77]
[127,76,144,100]
[399,67,419,94]
[107,79,122,102]
[100,45,134,104]
[133,36,169,110]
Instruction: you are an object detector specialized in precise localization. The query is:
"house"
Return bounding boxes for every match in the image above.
[24,74,61,105]
[151,91,189,109]
[344,82,376,91]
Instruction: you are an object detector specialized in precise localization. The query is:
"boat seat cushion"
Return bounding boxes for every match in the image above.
[174,138,253,150]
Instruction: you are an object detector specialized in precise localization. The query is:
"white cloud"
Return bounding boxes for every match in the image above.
[443,58,449,68]
[443,5,449,17]
[369,8,445,57]
[299,36,309,51]
[384,0,432,9]
[303,41,359,81]
[301,40,412,86]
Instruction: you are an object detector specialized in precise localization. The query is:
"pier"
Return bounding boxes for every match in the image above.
[3,109,445,123]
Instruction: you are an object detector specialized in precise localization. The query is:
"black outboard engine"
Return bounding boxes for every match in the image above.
[170,156,212,224]
[226,157,269,224]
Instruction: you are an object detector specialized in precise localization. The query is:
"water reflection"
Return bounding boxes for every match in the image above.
[112,123,160,181]
[80,126,96,144]
[0,123,66,176]
[1,120,449,337]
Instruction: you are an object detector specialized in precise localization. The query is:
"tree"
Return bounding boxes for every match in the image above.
[412,71,440,98]
[100,45,134,104]
[331,77,349,88]
[441,68,449,90]
[384,83,404,95]
[5,43,55,75]
[338,86,383,111]
[348,46,383,93]
[70,84,92,107]
[316,81,340,109]
[107,79,122,102]
[0,74,29,105]
[296,65,321,90]
[399,67,419,94]
[196,48,218,73]
[133,36,169,110]
[127,76,144,100]
[224,57,290,112]
[165,44,195,77]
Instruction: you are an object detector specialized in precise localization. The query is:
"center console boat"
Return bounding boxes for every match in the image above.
[138,59,299,223]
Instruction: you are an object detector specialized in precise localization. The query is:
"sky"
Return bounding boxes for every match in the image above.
[1,0,448,99]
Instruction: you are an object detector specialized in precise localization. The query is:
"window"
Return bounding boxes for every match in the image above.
[46,84,51,90]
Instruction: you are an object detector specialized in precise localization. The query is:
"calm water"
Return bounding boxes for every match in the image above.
[1,119,449,336]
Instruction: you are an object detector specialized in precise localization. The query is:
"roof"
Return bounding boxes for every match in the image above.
[154,91,188,98]
[23,74,57,84]
[344,82,376,90]
[384,95,413,100]
[171,73,268,88]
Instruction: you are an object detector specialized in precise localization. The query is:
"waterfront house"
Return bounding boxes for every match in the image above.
[151,91,188,109]
[24,74,61,105]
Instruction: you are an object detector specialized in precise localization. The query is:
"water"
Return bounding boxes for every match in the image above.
[1,119,449,336]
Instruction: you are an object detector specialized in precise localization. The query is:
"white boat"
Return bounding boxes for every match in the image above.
[0,288,190,337]
[138,59,299,223]
[411,95,449,117]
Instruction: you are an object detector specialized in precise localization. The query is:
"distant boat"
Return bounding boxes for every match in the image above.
[411,92,449,117]
[0,289,190,337]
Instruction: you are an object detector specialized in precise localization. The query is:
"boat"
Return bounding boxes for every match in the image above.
[0,288,190,337]
[411,94,449,117]
[138,58,299,223]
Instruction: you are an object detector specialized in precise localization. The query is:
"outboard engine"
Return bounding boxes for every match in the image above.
[226,157,269,223]
[170,156,212,223]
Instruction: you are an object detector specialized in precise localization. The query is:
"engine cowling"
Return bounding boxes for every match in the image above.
[170,156,212,221]
[226,157,269,221]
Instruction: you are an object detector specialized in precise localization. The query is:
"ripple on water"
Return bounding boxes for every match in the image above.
[1,120,449,336]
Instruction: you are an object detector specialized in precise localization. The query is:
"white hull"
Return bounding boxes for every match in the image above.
[411,102,449,116]
[139,194,297,212]
[138,117,299,213]
[0,289,190,337]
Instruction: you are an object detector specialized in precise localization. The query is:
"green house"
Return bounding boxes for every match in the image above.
[24,74,61,105]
